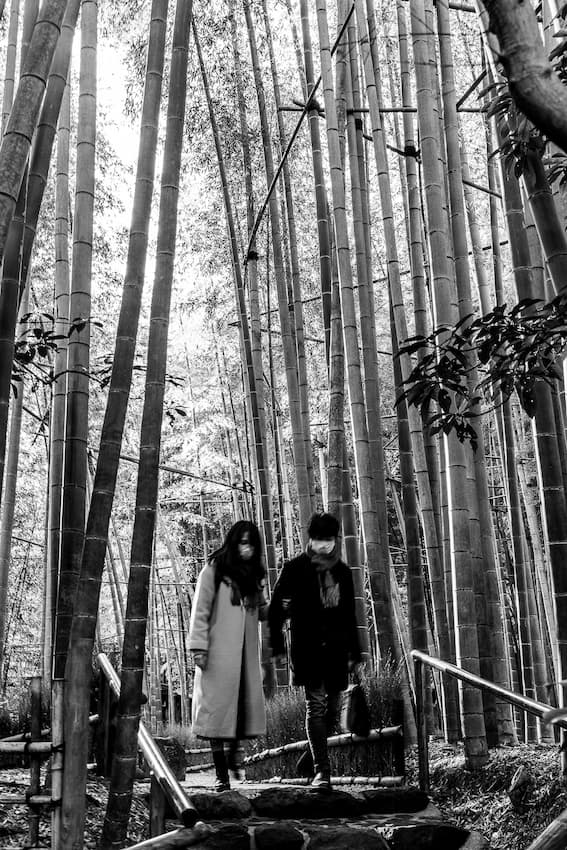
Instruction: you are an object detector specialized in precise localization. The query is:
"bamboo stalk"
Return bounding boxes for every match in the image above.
[316,0,395,656]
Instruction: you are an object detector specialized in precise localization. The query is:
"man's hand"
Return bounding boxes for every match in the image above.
[347,658,361,674]
[192,651,208,670]
[274,654,286,666]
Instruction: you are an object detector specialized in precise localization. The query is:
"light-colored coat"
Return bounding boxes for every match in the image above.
[189,564,267,739]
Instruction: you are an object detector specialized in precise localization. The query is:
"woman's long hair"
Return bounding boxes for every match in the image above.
[210,520,265,600]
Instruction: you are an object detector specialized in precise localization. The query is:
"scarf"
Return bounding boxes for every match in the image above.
[308,543,341,608]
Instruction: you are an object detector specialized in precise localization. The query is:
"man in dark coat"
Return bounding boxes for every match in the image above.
[268,512,362,789]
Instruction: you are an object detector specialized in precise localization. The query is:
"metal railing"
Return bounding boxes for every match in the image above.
[412,649,567,792]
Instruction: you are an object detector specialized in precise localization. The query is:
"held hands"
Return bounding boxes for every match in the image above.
[192,650,208,670]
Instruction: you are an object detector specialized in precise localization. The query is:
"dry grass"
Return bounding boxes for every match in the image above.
[405,740,567,849]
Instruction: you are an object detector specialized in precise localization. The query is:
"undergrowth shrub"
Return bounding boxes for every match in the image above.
[264,686,306,749]
[255,656,404,752]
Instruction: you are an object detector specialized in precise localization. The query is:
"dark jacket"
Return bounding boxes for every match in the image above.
[268,553,361,691]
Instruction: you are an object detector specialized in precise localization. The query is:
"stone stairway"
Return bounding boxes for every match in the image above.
[139,782,489,849]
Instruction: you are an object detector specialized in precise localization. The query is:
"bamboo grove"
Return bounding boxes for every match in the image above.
[1,0,567,846]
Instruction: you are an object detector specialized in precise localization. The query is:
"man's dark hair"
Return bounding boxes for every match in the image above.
[307,512,340,540]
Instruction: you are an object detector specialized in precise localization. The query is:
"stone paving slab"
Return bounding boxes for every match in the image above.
[168,769,490,850]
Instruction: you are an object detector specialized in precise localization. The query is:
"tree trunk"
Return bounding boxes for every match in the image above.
[481,0,567,155]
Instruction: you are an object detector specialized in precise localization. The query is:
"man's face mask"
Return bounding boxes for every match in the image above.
[310,538,335,555]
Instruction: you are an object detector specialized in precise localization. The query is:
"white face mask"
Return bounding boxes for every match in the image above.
[238,543,254,560]
[310,538,335,555]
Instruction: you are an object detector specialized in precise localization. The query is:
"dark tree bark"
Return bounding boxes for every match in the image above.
[483,0,567,153]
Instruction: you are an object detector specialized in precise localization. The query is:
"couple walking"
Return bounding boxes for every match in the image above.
[188,512,361,792]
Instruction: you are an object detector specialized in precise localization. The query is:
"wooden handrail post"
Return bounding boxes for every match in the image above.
[51,679,64,849]
[149,775,168,837]
[97,653,198,828]
[28,675,42,847]
[415,656,429,793]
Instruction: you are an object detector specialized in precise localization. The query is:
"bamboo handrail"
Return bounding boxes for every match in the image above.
[126,822,211,850]
[97,654,199,828]
[412,650,567,792]
[243,725,402,764]
[0,741,53,754]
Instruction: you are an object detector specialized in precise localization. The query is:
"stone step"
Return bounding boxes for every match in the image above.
[144,785,489,850]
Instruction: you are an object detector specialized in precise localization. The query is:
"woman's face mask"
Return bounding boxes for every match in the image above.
[310,538,335,555]
[238,533,254,560]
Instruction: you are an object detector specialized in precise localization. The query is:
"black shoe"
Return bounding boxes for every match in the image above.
[296,748,315,778]
[214,777,230,792]
[312,771,331,790]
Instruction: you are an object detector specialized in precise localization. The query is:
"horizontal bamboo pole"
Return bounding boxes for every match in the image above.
[0,741,53,754]
[243,726,402,763]
[98,654,199,828]
[264,775,404,786]
[0,794,53,805]
[125,822,211,850]
[0,714,97,742]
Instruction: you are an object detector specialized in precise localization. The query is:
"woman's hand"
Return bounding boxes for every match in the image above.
[192,651,208,670]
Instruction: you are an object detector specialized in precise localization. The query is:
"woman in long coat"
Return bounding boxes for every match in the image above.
[189,520,267,791]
